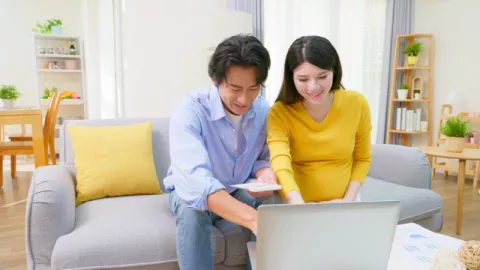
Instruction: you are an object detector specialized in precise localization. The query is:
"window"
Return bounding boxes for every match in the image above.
[264,0,387,143]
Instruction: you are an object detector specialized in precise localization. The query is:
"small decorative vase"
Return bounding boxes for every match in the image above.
[51,26,63,35]
[407,56,418,67]
[397,89,408,100]
[2,99,14,108]
[446,137,465,153]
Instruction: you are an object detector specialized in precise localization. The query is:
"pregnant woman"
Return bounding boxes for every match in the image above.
[267,35,372,204]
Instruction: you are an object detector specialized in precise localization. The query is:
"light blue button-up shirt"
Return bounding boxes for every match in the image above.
[163,86,271,211]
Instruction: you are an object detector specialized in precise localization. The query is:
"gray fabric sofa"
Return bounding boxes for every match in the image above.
[25,118,443,270]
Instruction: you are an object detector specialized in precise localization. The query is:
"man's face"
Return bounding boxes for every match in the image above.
[216,66,261,116]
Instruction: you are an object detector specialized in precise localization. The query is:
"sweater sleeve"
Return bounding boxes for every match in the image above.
[350,95,372,183]
[266,106,299,197]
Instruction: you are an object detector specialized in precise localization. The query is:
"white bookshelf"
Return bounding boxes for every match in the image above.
[32,34,88,154]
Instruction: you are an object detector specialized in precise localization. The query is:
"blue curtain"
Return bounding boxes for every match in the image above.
[376,0,414,144]
[226,0,264,42]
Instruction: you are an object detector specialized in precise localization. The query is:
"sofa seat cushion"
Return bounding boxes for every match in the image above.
[360,177,442,223]
[51,194,225,269]
[214,219,251,266]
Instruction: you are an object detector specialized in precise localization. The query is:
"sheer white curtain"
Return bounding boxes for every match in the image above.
[264,0,387,143]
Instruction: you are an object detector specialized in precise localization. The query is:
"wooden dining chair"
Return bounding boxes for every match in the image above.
[0,92,61,186]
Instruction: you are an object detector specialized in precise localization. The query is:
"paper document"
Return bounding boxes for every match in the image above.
[231,183,282,192]
[390,223,465,270]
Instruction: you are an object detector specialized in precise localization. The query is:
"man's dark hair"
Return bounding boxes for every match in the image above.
[276,35,344,104]
[208,34,271,86]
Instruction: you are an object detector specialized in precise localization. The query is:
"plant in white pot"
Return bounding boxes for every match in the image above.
[0,85,21,108]
[440,115,470,153]
[397,83,408,100]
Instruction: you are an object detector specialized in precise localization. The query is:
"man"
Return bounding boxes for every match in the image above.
[163,34,277,270]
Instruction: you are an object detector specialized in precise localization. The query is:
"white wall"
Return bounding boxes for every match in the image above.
[415,0,480,173]
[0,0,252,121]
[0,0,82,107]
[415,0,480,140]
[119,0,252,118]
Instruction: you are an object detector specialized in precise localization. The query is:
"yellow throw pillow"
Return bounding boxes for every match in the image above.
[68,122,162,206]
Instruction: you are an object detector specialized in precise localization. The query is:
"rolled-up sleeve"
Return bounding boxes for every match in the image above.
[168,103,225,211]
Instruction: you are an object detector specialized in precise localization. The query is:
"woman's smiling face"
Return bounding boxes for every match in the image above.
[293,61,333,105]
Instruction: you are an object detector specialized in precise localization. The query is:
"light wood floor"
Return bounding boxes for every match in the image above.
[1,171,479,269]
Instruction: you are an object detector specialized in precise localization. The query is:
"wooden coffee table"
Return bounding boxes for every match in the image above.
[416,146,480,235]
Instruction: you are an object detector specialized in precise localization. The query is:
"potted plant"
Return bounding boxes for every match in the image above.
[0,85,21,108]
[412,76,423,99]
[32,19,63,34]
[403,42,423,67]
[413,89,421,99]
[440,115,470,153]
[397,83,408,100]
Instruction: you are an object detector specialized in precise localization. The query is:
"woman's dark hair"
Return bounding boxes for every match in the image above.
[208,34,271,86]
[276,35,344,104]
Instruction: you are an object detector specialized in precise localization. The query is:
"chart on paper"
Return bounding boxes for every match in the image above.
[391,223,464,269]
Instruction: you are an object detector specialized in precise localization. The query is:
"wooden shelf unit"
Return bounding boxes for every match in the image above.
[432,104,480,188]
[386,33,434,146]
[32,34,87,154]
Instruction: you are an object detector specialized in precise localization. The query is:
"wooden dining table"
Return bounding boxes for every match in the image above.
[0,107,47,168]
[416,146,480,235]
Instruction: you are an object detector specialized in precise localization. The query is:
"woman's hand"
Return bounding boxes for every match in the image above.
[329,199,348,203]
[286,190,305,204]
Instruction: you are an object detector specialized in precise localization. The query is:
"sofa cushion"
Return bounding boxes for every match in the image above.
[360,177,442,223]
[61,118,172,192]
[51,194,225,269]
[67,122,162,206]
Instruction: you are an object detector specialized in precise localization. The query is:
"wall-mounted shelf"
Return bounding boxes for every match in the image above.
[37,69,82,73]
[36,54,81,59]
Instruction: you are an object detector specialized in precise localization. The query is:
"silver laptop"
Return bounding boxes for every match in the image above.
[249,201,401,270]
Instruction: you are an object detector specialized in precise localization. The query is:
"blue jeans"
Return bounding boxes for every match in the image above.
[169,188,262,270]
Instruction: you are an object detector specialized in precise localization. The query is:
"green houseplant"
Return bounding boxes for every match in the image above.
[32,19,63,34]
[413,89,421,99]
[0,84,21,108]
[397,83,408,100]
[403,42,423,67]
[440,115,470,153]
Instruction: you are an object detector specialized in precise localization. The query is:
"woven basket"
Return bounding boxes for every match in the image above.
[459,240,480,270]
[446,137,465,153]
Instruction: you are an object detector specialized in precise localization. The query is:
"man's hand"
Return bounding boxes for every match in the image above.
[255,167,277,184]
[248,167,277,198]
[207,189,258,235]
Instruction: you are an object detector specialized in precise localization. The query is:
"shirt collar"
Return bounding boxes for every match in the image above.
[209,86,257,121]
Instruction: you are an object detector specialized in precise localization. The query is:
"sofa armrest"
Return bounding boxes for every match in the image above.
[26,165,76,269]
[368,144,431,189]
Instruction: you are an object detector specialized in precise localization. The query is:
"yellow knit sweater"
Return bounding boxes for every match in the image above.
[266,90,372,202]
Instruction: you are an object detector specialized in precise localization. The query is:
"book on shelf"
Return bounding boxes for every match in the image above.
[395,107,422,131]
